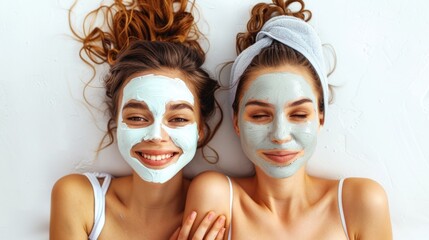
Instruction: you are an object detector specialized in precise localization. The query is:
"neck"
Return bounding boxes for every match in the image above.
[127,171,188,213]
[252,166,313,216]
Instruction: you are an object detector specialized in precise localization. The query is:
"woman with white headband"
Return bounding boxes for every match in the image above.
[183,0,392,239]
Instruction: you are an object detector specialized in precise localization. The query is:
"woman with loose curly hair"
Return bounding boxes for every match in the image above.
[183,1,392,239]
[50,0,225,239]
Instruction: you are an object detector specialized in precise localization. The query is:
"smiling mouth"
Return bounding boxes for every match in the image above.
[141,153,174,161]
[260,150,302,166]
[135,151,180,168]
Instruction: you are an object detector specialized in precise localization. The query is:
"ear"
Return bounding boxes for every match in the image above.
[233,114,240,136]
[197,125,205,144]
[318,112,325,130]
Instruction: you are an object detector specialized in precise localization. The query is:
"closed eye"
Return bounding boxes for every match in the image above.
[251,114,270,120]
[289,113,308,119]
[245,106,273,123]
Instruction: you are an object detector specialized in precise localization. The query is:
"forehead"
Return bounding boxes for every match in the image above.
[242,72,317,105]
[122,74,195,106]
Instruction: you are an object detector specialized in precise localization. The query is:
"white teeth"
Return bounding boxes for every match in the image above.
[142,153,173,161]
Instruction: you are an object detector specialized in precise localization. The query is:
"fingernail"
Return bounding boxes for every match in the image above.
[208,212,214,221]
[218,216,225,224]
[190,211,197,220]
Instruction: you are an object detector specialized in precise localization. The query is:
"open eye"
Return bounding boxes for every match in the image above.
[165,102,196,127]
[123,113,152,128]
[127,116,149,122]
[170,117,189,123]
[121,101,153,128]
[166,114,194,128]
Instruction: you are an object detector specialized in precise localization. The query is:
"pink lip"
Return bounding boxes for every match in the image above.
[261,150,301,165]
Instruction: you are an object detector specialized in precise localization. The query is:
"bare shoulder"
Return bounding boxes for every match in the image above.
[51,174,94,211]
[342,178,389,211]
[52,174,93,195]
[50,174,93,240]
[184,171,233,236]
[190,171,232,195]
[342,178,392,239]
[187,171,233,209]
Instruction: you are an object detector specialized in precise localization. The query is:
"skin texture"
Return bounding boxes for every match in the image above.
[50,69,225,240]
[183,65,392,240]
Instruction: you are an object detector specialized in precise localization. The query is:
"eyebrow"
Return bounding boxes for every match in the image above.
[244,100,272,108]
[169,103,194,112]
[244,98,313,109]
[122,101,149,110]
[287,98,313,107]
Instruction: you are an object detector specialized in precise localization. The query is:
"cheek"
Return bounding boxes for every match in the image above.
[117,126,150,158]
[239,121,271,148]
[291,122,318,147]
[166,123,199,150]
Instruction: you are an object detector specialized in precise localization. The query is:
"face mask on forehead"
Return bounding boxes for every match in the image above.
[238,72,319,178]
[116,74,199,183]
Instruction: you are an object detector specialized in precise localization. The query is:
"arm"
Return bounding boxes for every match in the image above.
[49,174,93,240]
[182,171,233,240]
[343,178,392,240]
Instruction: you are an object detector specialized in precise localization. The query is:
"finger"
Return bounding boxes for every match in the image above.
[215,227,226,240]
[192,211,216,239]
[168,227,180,240]
[177,211,197,240]
[204,215,226,240]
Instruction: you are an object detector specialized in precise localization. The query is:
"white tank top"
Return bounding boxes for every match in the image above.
[83,172,112,240]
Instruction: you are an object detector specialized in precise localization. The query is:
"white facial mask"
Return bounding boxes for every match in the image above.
[238,72,319,178]
[117,74,198,183]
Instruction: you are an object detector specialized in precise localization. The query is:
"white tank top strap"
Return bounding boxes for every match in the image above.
[225,176,233,240]
[338,178,350,240]
[83,172,112,240]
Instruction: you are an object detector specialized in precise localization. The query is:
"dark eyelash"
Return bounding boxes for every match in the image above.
[171,118,189,122]
[127,116,147,122]
[251,114,270,120]
[290,114,308,119]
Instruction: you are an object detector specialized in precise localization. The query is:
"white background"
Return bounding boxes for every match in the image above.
[1,0,428,239]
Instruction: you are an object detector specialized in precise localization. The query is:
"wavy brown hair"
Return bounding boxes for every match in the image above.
[232,0,333,123]
[69,0,221,152]
[70,0,204,66]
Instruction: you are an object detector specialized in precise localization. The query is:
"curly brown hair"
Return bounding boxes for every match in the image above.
[69,0,221,151]
[70,0,204,66]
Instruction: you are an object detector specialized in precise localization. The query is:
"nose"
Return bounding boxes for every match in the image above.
[270,113,292,144]
[143,120,169,142]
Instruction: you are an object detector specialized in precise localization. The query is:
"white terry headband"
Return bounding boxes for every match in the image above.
[230,15,329,119]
